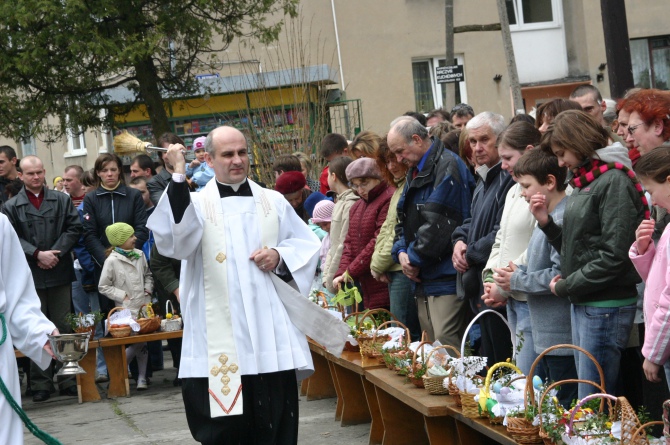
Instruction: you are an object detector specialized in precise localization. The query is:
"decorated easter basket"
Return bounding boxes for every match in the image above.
[481,362,523,424]
[355,309,396,358]
[630,421,666,445]
[160,300,183,332]
[137,304,161,335]
[422,344,460,395]
[106,307,132,338]
[374,320,411,368]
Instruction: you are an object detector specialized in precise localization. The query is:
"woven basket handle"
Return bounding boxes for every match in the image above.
[526,344,606,409]
[165,300,175,317]
[537,379,606,429]
[106,306,126,331]
[566,392,617,435]
[355,308,396,332]
[410,340,433,373]
[461,309,515,358]
[373,320,410,348]
[630,421,663,445]
[483,361,523,399]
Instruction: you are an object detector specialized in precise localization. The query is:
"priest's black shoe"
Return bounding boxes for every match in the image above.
[32,390,50,402]
[59,386,78,397]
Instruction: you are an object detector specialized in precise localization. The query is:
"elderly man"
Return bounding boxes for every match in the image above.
[388,117,474,349]
[148,126,347,445]
[2,155,82,402]
[452,112,515,365]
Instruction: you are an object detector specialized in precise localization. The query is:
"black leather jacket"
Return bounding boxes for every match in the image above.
[2,187,82,288]
[82,184,149,268]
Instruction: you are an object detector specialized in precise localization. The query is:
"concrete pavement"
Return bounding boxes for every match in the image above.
[21,351,369,445]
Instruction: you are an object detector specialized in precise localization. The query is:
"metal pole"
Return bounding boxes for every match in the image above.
[444,0,456,112]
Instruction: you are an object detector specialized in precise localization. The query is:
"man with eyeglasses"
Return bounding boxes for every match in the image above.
[450,103,475,129]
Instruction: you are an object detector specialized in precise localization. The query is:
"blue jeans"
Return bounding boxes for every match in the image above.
[388,271,421,341]
[540,355,578,409]
[73,269,108,376]
[506,299,538,376]
[571,303,636,399]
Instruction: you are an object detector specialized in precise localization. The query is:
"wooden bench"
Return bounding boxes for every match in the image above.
[366,368,517,445]
[98,330,183,398]
[301,340,338,401]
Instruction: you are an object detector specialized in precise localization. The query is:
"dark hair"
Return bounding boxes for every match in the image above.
[94,153,125,185]
[509,113,535,126]
[497,122,542,152]
[634,146,670,183]
[542,110,609,160]
[131,154,157,176]
[513,149,568,192]
[156,132,184,147]
[320,133,348,159]
[64,164,84,179]
[81,169,97,188]
[375,136,407,184]
[0,145,17,160]
[536,99,583,129]
[5,178,24,198]
[403,111,427,127]
[451,103,475,118]
[272,155,302,174]
[328,156,353,186]
[129,176,148,186]
[570,84,603,103]
[427,108,451,123]
[441,129,461,155]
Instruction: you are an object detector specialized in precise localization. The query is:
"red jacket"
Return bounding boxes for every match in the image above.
[336,181,395,309]
[319,165,330,194]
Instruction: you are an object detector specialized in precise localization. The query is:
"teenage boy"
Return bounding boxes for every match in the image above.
[491,149,576,408]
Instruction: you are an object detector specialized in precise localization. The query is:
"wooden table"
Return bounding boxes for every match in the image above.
[98,330,183,398]
[366,368,517,445]
[301,340,337,401]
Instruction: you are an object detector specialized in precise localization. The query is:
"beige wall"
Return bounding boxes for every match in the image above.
[626,0,668,38]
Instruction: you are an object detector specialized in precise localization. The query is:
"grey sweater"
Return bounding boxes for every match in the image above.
[511,197,572,356]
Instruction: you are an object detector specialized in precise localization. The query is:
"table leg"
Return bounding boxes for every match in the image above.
[362,377,383,445]
[76,348,101,403]
[455,420,488,445]
[332,365,370,425]
[425,415,458,445]
[374,385,429,445]
[328,361,343,421]
[104,345,130,398]
[306,352,336,400]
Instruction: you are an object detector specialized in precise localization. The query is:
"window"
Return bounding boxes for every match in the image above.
[631,36,670,90]
[412,56,467,114]
[506,0,559,30]
[66,128,87,158]
[99,109,111,154]
[20,137,36,157]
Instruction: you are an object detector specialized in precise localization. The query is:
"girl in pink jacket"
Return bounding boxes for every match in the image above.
[630,147,670,388]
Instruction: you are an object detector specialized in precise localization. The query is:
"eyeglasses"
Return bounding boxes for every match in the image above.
[348,179,372,191]
[628,122,644,136]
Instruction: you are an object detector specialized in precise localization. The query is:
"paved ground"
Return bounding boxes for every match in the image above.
[21,350,370,445]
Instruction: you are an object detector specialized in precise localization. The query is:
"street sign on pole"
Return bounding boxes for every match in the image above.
[436,65,464,84]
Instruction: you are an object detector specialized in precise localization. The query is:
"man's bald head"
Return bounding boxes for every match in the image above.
[20,155,43,171]
[18,155,46,194]
[205,126,250,184]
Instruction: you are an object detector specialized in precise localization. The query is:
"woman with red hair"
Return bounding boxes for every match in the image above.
[621,89,670,155]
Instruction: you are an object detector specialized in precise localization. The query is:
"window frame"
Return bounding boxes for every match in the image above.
[411,55,467,114]
[508,0,561,32]
[20,136,36,157]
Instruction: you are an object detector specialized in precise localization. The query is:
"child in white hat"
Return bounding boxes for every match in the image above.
[99,222,153,390]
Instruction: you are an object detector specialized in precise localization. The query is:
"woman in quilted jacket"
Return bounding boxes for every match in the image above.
[333,157,394,310]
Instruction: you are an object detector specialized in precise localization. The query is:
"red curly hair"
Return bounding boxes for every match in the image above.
[621,89,670,141]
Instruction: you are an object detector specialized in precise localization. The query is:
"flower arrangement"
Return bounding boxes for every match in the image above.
[65,311,104,337]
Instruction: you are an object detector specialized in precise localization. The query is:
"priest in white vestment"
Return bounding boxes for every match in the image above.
[0,214,58,445]
[148,126,335,445]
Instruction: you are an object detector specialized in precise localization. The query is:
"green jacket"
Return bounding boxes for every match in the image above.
[371,178,405,274]
[541,144,644,304]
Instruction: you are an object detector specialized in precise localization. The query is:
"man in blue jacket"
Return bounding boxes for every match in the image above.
[389,116,474,349]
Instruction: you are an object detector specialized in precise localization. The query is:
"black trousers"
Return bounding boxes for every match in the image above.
[182,370,299,445]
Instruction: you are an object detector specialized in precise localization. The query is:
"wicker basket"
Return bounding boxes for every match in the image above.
[531,345,608,445]
[448,376,462,407]
[74,325,96,341]
[351,309,396,358]
[630,421,664,445]
[562,393,643,444]
[461,390,481,418]
[137,304,161,335]
[481,361,523,423]
[422,344,460,395]
[507,415,542,444]
[106,307,132,338]
[161,300,182,332]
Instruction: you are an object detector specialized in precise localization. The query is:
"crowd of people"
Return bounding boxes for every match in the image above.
[4,83,670,444]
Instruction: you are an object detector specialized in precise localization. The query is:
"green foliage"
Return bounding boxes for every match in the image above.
[0,0,299,140]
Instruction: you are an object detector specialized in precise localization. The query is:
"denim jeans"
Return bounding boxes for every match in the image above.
[571,303,636,399]
[506,299,538,376]
[73,268,108,376]
[388,271,421,341]
[540,355,578,409]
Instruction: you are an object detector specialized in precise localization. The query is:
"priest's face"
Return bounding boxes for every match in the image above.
[206,127,249,183]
